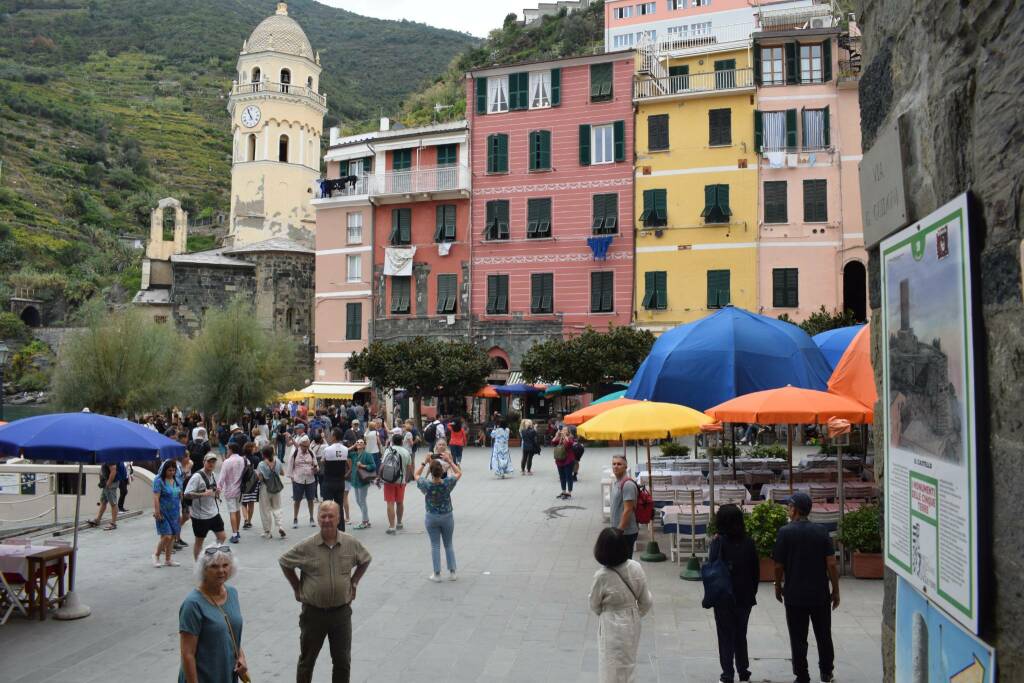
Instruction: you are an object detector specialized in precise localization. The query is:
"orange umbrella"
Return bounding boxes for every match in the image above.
[473,385,500,398]
[563,397,639,425]
[705,385,873,424]
[827,324,877,410]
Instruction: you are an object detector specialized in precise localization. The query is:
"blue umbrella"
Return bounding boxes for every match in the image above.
[0,413,184,619]
[495,383,543,395]
[625,306,833,411]
[813,325,865,371]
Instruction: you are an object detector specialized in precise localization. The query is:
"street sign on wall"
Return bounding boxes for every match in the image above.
[881,193,978,633]
[860,118,909,248]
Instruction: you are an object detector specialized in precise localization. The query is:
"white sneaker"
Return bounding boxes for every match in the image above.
[428,573,442,583]
[152,555,161,568]
[448,571,457,582]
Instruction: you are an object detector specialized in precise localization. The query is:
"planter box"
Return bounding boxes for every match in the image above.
[758,555,775,582]
[508,437,521,447]
[851,552,884,579]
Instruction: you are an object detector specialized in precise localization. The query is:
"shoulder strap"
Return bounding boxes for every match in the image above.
[610,566,640,603]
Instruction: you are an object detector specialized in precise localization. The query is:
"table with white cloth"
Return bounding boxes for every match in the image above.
[797,454,864,469]
[637,471,706,486]
[0,544,72,622]
[759,482,812,500]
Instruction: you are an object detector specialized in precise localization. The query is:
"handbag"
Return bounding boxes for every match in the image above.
[204,591,251,683]
[553,444,567,462]
[701,537,736,609]
[356,456,376,483]
[611,567,640,606]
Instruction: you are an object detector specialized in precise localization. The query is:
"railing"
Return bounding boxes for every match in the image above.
[837,59,861,82]
[637,41,668,81]
[231,81,327,108]
[634,67,754,100]
[375,164,470,196]
[757,2,835,31]
[315,174,371,199]
[650,22,754,55]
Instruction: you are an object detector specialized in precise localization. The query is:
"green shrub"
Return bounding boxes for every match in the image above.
[0,312,28,341]
[16,370,50,392]
[748,443,788,459]
[837,503,882,553]
[708,443,739,458]
[659,440,690,457]
[746,502,789,557]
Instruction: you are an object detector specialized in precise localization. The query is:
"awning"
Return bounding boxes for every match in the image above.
[296,382,371,400]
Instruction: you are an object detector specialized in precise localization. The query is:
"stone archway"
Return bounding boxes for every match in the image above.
[843,260,867,322]
[19,305,41,328]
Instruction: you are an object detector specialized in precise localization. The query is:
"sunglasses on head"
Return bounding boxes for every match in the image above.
[204,545,232,556]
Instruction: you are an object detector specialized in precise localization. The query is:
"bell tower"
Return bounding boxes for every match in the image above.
[227,2,326,248]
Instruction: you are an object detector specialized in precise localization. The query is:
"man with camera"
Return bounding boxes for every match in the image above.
[183,452,228,560]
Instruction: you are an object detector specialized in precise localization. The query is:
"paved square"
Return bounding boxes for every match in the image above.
[1,447,882,682]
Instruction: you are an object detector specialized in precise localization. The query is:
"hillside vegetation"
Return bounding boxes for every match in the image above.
[0,0,474,317]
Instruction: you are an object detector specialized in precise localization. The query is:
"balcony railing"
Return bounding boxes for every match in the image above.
[375,164,470,196]
[634,67,754,100]
[315,174,371,199]
[646,22,754,56]
[231,81,327,108]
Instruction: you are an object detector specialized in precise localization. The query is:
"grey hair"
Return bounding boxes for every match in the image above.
[193,547,238,587]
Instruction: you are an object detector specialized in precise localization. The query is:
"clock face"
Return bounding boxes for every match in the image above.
[241,105,261,128]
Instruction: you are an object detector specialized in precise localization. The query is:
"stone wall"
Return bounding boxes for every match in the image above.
[245,251,315,343]
[170,263,256,334]
[855,1,1024,679]
[472,317,565,369]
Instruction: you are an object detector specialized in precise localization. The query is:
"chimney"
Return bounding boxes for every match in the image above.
[276,2,288,16]
[380,117,391,132]
[329,127,340,145]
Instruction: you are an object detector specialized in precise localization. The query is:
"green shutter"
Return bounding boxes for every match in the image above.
[590,272,601,312]
[655,272,667,309]
[590,63,612,100]
[531,273,542,312]
[528,131,538,171]
[592,194,605,231]
[613,120,625,162]
[717,184,731,217]
[487,275,497,313]
[579,124,591,166]
[702,185,716,218]
[390,209,400,244]
[753,44,762,85]
[772,269,784,308]
[785,108,797,149]
[785,43,797,84]
[822,106,831,147]
[540,130,551,169]
[497,134,508,172]
[754,110,763,154]
[509,72,529,110]
[527,198,538,236]
[640,189,653,224]
[496,200,509,238]
[445,205,456,240]
[602,272,613,311]
[400,209,411,243]
[822,39,832,82]
[435,206,445,242]
[476,77,487,114]
[706,270,730,308]
[487,135,496,173]
[654,189,667,223]
[642,272,655,309]
[498,275,508,312]
[550,68,561,106]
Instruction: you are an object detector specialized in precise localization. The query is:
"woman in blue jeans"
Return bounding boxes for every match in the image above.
[551,427,577,500]
[415,451,462,582]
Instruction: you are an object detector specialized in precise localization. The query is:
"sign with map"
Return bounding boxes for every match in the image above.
[896,577,994,682]
[881,193,979,633]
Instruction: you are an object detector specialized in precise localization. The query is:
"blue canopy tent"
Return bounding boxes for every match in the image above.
[813,324,865,371]
[625,306,833,411]
[0,413,184,619]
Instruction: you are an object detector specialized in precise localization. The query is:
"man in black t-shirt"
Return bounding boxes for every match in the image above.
[773,492,840,683]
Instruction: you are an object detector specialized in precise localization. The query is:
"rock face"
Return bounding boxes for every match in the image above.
[855,0,1024,680]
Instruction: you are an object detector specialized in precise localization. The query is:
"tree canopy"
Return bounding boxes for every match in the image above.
[520,326,655,390]
[778,305,859,336]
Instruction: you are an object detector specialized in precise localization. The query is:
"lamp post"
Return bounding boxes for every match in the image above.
[0,342,10,421]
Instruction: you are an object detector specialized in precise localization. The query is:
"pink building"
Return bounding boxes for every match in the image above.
[467,52,635,369]
[753,9,868,321]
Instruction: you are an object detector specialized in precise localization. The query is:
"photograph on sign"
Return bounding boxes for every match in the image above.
[881,192,978,633]
[896,577,994,683]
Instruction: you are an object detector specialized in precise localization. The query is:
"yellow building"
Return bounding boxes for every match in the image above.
[632,39,758,331]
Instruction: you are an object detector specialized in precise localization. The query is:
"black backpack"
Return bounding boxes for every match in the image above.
[240,460,258,494]
[424,421,438,443]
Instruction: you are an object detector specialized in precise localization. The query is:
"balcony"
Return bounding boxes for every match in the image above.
[645,22,755,58]
[374,164,470,200]
[313,174,371,203]
[757,3,836,32]
[230,81,327,109]
[634,68,754,101]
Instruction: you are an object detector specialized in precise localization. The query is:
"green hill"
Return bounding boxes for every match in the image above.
[0,0,475,316]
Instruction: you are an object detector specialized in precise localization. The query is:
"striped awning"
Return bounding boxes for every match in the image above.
[507,371,523,385]
[295,382,370,400]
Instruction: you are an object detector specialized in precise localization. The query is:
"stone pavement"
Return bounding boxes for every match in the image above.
[1,447,883,682]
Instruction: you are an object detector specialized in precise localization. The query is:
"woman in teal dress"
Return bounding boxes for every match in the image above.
[179,547,246,682]
[489,418,512,478]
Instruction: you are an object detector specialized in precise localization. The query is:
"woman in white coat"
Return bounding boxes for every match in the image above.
[589,527,653,683]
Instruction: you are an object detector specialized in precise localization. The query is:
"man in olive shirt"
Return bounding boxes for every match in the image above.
[279,501,371,683]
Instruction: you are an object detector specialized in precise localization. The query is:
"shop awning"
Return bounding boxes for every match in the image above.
[297,382,371,400]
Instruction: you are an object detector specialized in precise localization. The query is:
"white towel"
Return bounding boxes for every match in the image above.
[767,151,785,169]
[383,247,416,276]
[438,242,452,257]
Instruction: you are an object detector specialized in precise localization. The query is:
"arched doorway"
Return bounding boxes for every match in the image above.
[843,260,867,322]
[20,306,41,327]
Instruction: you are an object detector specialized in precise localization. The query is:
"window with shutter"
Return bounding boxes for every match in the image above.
[701,185,730,224]
[706,270,730,308]
[709,108,732,146]
[550,68,561,106]
[390,208,411,245]
[760,110,786,152]
[800,44,823,83]
[668,64,689,92]
[436,144,457,166]
[713,59,736,89]
[345,303,361,340]
[531,273,554,314]
[529,71,551,109]
[590,63,613,101]
[529,130,551,171]
[763,181,788,224]
[801,108,826,149]
[487,274,509,314]
[590,271,614,313]
[761,46,784,85]
[803,179,828,222]
[475,77,488,114]
[592,193,619,234]
[591,124,614,164]
[436,274,457,314]
[484,200,510,240]
[390,277,411,314]
[509,72,529,110]
[641,189,667,227]
[643,271,668,310]
[527,198,552,238]
[486,134,508,173]
[434,205,457,242]
[392,149,411,171]
[772,268,799,308]
[648,114,669,151]
[487,76,509,113]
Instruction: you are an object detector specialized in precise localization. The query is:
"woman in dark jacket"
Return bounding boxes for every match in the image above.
[519,419,540,475]
[709,504,759,683]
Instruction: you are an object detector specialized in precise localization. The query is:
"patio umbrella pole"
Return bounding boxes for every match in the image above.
[787,425,794,495]
[730,422,737,481]
[837,442,846,577]
[55,461,91,620]
[640,439,666,562]
[681,489,701,580]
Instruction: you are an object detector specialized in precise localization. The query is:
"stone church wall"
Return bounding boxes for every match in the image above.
[170,264,256,334]
[855,1,1024,679]
[245,251,315,341]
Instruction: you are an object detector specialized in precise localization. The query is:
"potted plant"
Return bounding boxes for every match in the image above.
[658,440,690,458]
[745,502,789,581]
[837,503,883,579]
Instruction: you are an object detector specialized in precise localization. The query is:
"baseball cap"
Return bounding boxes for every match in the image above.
[789,492,812,515]
[391,427,404,436]
[204,453,218,462]
[229,423,240,431]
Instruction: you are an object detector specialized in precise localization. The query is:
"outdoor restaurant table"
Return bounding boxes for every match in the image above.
[636,471,706,486]
[798,454,863,469]
[759,482,813,500]
[0,544,72,621]
[658,484,752,504]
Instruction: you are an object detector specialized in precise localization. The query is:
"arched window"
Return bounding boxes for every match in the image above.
[247,134,257,162]
[306,76,313,90]
[278,134,289,163]
[280,68,291,93]
[162,208,175,241]
[251,67,261,91]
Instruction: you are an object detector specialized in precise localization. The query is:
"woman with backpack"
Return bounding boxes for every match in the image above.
[256,444,286,539]
[489,418,512,479]
[551,426,577,499]
[589,527,653,683]
[707,504,759,683]
[239,442,261,530]
[519,419,540,475]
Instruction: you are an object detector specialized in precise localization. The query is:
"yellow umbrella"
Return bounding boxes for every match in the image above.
[281,390,307,401]
[578,401,714,562]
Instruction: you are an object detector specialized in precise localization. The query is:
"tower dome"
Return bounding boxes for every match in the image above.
[244,3,314,61]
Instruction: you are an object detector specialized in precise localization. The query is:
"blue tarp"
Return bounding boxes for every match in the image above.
[625,306,833,411]
[812,324,865,371]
